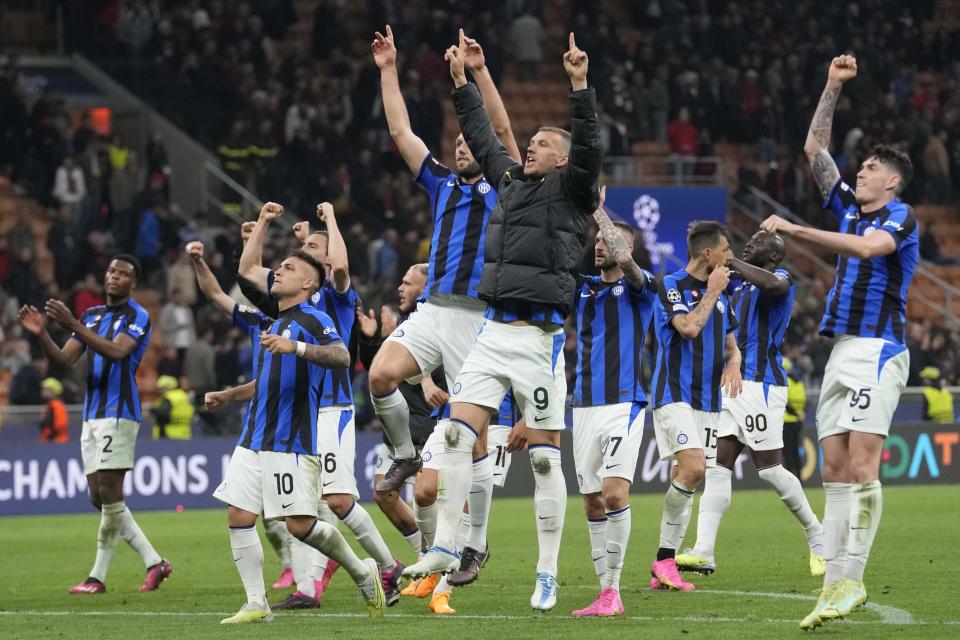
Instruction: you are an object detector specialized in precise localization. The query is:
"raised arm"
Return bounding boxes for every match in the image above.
[591,186,648,290]
[317,202,350,293]
[563,33,601,212]
[726,257,791,296]
[44,299,141,361]
[187,241,236,315]
[804,55,857,199]
[238,202,284,291]
[18,305,85,368]
[761,215,897,260]
[669,267,730,340]
[372,25,431,174]
[448,29,519,187]
[463,35,521,163]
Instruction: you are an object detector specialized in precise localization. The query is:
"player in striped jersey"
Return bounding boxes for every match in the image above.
[569,188,657,618]
[239,203,405,605]
[649,222,742,592]
[761,55,918,629]
[19,255,173,595]
[369,25,521,492]
[676,230,825,577]
[209,251,385,624]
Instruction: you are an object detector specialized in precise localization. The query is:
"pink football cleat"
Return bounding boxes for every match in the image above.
[139,560,173,592]
[651,558,695,591]
[595,588,625,616]
[570,592,602,617]
[316,559,340,597]
[272,567,295,590]
[69,579,106,594]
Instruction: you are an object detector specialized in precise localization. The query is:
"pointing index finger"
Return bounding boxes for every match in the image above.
[569,32,576,51]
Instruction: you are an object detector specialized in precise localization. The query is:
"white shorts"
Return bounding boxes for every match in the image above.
[385,299,486,386]
[718,381,787,452]
[373,443,415,487]
[573,403,645,494]
[421,423,445,472]
[80,418,140,475]
[488,424,513,488]
[652,403,720,467]
[316,406,358,499]
[452,321,567,431]
[213,446,320,519]
[816,336,910,440]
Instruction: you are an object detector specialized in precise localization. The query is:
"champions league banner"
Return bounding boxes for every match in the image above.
[2,422,958,516]
[603,186,728,270]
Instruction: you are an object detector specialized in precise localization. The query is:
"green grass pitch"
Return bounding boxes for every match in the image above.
[2,486,957,639]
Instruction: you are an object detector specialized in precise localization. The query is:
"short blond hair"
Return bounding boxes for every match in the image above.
[537,126,571,153]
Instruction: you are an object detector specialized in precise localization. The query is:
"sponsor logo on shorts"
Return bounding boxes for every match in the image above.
[576,473,583,486]
[452,382,462,395]
[392,329,405,338]
[677,432,688,445]
[422,451,433,463]
[281,502,294,509]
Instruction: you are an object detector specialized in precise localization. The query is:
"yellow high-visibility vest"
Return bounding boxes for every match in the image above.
[785,376,806,424]
[922,386,954,424]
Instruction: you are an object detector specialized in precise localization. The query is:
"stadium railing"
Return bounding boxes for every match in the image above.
[603,156,724,187]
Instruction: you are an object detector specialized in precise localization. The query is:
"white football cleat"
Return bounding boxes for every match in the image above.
[402,547,459,579]
[530,571,558,611]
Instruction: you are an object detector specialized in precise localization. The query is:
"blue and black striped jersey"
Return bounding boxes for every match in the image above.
[651,269,737,412]
[237,303,343,454]
[416,153,497,299]
[572,272,657,407]
[729,268,794,386]
[820,179,918,345]
[71,300,152,422]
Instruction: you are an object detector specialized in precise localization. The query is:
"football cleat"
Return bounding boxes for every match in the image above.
[316,559,340,597]
[358,558,386,618]
[429,591,455,615]
[375,456,423,492]
[819,578,867,621]
[447,546,486,586]
[272,590,320,610]
[400,577,422,597]
[403,547,459,579]
[413,573,440,598]
[530,571,559,611]
[272,567,294,590]
[651,558,695,591]
[69,578,106,595]
[139,560,173,592]
[809,551,826,577]
[381,560,405,607]
[649,577,666,590]
[799,584,836,630]
[570,592,602,617]
[675,549,715,575]
[595,588,625,617]
[220,603,273,624]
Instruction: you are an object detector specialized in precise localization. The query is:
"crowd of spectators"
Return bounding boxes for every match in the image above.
[2,0,960,436]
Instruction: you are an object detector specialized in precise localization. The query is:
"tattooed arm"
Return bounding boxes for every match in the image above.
[804,55,857,198]
[592,186,649,290]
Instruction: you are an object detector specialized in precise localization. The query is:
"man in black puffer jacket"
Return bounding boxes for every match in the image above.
[404,31,600,612]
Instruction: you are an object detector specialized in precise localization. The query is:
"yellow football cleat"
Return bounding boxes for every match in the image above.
[799,586,833,630]
[429,591,455,614]
[400,578,422,597]
[819,577,867,621]
[220,603,274,624]
[359,558,386,618]
[675,549,715,575]
[809,552,826,577]
[415,573,440,598]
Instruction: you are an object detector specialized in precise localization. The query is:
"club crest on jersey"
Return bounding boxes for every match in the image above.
[282,329,292,339]
[863,225,876,237]
[716,300,725,313]
[666,288,682,303]
[477,181,491,195]
[612,285,624,296]
[113,319,123,331]
[310,291,322,304]
[677,432,688,445]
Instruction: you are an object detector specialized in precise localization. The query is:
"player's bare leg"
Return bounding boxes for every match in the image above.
[370,341,424,490]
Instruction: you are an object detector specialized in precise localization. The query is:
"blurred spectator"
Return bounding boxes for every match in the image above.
[38,377,69,443]
[159,289,196,363]
[667,107,698,179]
[70,274,105,317]
[920,366,955,424]
[920,228,957,266]
[150,375,194,440]
[10,355,46,405]
[509,10,544,81]
[923,130,951,204]
[51,155,86,217]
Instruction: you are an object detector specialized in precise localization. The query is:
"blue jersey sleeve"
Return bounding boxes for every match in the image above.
[120,305,151,345]
[725,294,738,334]
[823,178,858,221]
[305,310,343,347]
[879,201,919,248]
[414,153,454,212]
[657,275,689,322]
[233,304,272,336]
[628,268,658,296]
[69,309,93,348]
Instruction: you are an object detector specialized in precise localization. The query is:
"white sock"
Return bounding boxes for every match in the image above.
[434,573,452,595]
[263,517,292,568]
[341,502,396,571]
[372,389,415,459]
[659,481,696,552]
[587,517,608,582]
[530,446,566,576]
[822,482,853,585]
[89,501,126,582]
[299,519,368,585]
[695,466,732,558]
[229,525,266,608]
[291,537,317,597]
[757,463,824,553]
[455,511,471,552]
[603,506,630,592]
[467,455,494,552]
[404,529,423,555]
[433,420,476,553]
[120,507,162,568]
[414,500,438,548]
[846,480,883,582]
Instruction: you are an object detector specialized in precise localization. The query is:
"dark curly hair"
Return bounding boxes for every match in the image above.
[867,145,913,194]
